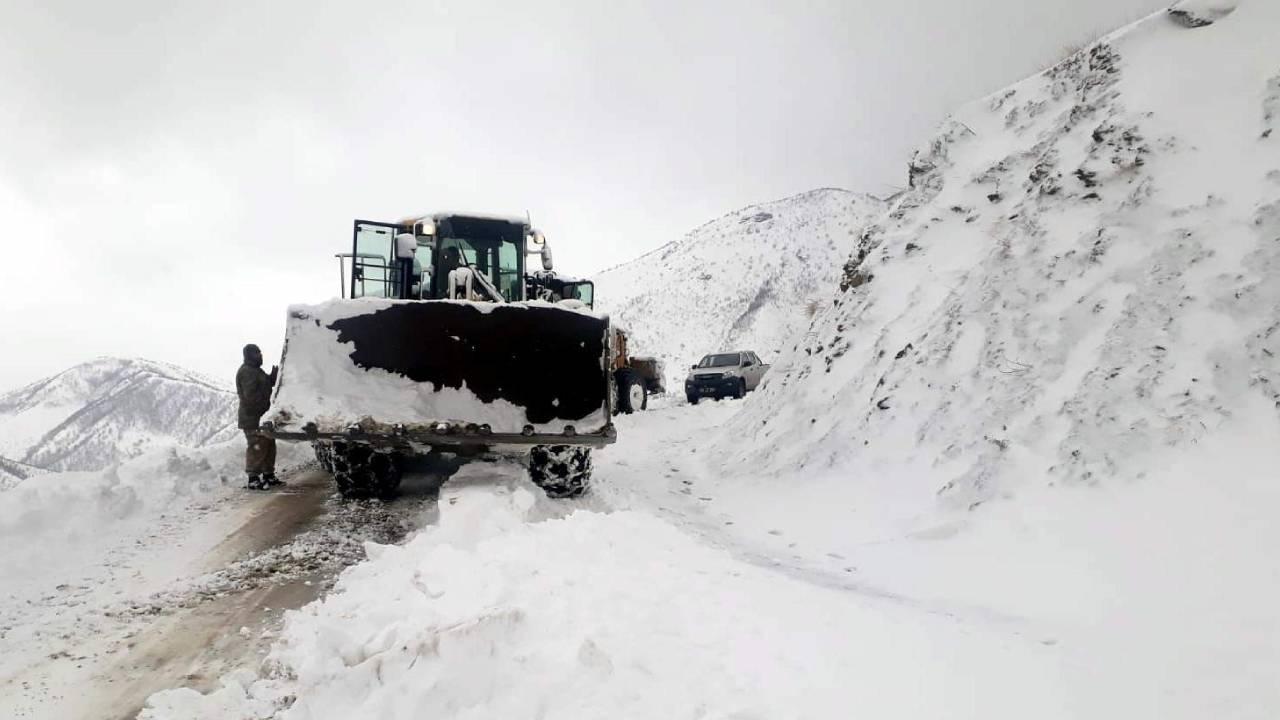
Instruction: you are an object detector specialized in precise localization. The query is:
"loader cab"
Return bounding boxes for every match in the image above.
[342,215,529,302]
[526,274,594,309]
[559,280,594,308]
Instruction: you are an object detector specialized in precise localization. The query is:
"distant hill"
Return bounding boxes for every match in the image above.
[0,357,239,472]
[593,188,885,379]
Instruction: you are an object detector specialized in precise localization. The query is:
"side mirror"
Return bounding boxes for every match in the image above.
[526,229,545,252]
[541,241,554,271]
[691,364,697,370]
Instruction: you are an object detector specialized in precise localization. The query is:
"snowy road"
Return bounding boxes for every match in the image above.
[135,400,1080,719]
[0,462,442,720]
[5,393,1277,719]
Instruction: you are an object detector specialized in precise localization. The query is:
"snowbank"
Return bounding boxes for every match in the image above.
[598,398,1280,718]
[0,439,311,585]
[717,1,1280,507]
[143,462,1067,720]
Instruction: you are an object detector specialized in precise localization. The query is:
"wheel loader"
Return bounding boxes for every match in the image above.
[261,213,616,499]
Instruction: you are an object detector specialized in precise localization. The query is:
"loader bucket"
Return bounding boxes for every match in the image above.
[263,298,615,448]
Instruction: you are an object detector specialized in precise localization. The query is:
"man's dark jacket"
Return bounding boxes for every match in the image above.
[236,364,274,429]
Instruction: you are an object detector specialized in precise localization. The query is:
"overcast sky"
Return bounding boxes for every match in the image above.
[0,0,1168,389]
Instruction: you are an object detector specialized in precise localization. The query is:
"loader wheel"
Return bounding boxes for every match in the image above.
[615,369,647,414]
[528,445,592,499]
[326,441,403,500]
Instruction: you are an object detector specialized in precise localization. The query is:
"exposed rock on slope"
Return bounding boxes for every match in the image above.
[0,358,238,472]
[593,188,885,376]
[0,456,45,491]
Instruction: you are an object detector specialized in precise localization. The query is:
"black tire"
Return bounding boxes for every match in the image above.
[686,392,699,405]
[528,445,592,499]
[313,441,336,473]
[323,441,404,499]
[615,369,647,414]
[733,378,746,399]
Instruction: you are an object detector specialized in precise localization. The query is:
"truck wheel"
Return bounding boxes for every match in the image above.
[733,378,746,399]
[528,445,591,499]
[326,441,403,500]
[686,392,699,405]
[615,369,647,413]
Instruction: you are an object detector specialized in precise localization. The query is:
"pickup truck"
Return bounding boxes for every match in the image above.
[684,350,770,403]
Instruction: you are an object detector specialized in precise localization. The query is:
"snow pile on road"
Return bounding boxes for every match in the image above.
[0,357,238,472]
[0,439,310,565]
[143,463,1063,720]
[0,437,314,716]
[594,188,884,373]
[719,0,1280,506]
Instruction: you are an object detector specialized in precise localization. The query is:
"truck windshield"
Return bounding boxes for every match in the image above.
[698,353,740,368]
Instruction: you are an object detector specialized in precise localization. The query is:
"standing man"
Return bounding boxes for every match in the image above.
[237,344,281,490]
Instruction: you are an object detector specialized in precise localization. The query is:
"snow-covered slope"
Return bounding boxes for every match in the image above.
[593,188,885,375]
[0,357,239,472]
[719,0,1280,504]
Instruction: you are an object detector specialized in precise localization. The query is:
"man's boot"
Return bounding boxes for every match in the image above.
[263,472,284,487]
[245,473,266,490]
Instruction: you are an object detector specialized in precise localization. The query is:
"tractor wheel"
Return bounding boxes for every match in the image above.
[325,441,403,500]
[528,445,592,499]
[615,369,647,414]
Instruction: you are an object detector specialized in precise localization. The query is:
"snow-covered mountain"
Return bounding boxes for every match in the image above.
[0,456,45,491]
[0,358,239,472]
[718,1,1279,504]
[593,188,885,378]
